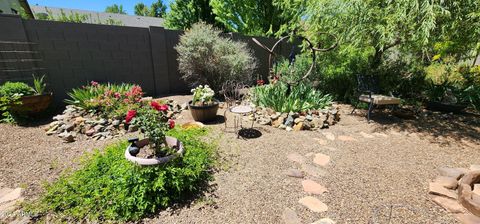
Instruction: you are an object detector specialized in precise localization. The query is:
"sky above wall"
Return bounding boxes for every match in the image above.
[28,0,172,15]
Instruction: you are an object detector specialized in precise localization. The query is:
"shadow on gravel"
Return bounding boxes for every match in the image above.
[354,108,480,146]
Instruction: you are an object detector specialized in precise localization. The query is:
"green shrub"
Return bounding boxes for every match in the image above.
[27,127,215,222]
[175,22,257,92]
[0,82,34,97]
[32,75,47,95]
[251,82,332,113]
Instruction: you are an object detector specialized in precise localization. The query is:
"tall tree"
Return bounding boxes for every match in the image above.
[134,3,149,16]
[210,0,287,36]
[105,4,126,14]
[165,0,219,30]
[134,1,167,18]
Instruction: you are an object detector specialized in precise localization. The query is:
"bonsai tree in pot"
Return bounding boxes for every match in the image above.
[124,100,182,166]
[189,85,219,122]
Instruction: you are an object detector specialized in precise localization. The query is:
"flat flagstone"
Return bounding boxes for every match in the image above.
[302,180,328,194]
[311,218,336,224]
[322,132,335,141]
[434,176,458,189]
[285,168,304,178]
[313,153,330,167]
[438,167,468,180]
[359,132,374,138]
[0,188,14,199]
[302,164,327,178]
[454,213,480,224]
[338,135,358,142]
[431,196,465,213]
[287,153,306,164]
[0,188,22,204]
[299,196,328,213]
[282,207,301,224]
[470,164,480,171]
[373,133,388,138]
[429,182,457,199]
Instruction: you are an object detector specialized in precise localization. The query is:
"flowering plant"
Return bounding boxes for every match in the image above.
[191,85,215,106]
[125,100,175,156]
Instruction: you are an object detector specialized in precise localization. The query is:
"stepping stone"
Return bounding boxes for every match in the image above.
[299,196,328,213]
[431,196,464,213]
[473,184,480,195]
[322,132,335,141]
[470,164,480,171]
[287,153,306,164]
[0,197,24,213]
[313,153,330,167]
[359,132,374,138]
[454,213,480,224]
[305,152,314,157]
[285,169,304,178]
[282,208,301,224]
[0,188,22,204]
[338,135,358,142]
[311,218,336,224]
[0,188,14,199]
[302,164,327,178]
[302,180,328,194]
[434,176,458,190]
[313,138,328,146]
[429,182,457,199]
[373,133,388,138]
[438,167,468,180]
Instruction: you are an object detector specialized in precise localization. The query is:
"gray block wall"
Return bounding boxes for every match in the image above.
[0,14,288,106]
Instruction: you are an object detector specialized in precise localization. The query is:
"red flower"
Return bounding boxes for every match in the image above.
[159,104,169,111]
[114,92,121,99]
[168,119,175,129]
[257,79,265,86]
[125,110,136,124]
[90,81,99,87]
[150,101,161,110]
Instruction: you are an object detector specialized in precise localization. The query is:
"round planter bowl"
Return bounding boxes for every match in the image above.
[188,100,219,122]
[10,93,53,114]
[124,136,184,166]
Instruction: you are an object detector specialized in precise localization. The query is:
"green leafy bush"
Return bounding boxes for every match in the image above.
[65,81,143,118]
[27,127,215,222]
[251,82,332,113]
[0,82,34,97]
[175,22,257,92]
[33,75,47,95]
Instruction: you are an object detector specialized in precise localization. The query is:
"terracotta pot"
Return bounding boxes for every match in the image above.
[125,136,184,166]
[188,100,219,122]
[10,93,53,114]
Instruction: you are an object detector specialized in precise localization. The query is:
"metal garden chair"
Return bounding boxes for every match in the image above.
[221,81,255,137]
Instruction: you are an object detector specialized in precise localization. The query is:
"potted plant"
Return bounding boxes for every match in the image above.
[0,75,53,116]
[124,100,183,166]
[188,85,219,122]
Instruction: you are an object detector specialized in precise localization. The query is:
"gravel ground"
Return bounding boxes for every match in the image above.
[1,95,479,223]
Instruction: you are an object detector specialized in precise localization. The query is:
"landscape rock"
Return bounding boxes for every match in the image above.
[287,153,305,164]
[285,169,304,178]
[429,182,457,199]
[111,120,121,127]
[438,167,468,180]
[302,180,328,194]
[299,196,328,213]
[282,208,301,224]
[434,176,458,189]
[431,196,464,213]
[272,117,285,128]
[58,132,75,143]
[311,218,336,224]
[293,122,303,131]
[454,214,480,224]
[285,116,294,127]
[313,153,331,167]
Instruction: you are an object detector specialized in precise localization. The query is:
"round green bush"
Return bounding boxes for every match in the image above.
[0,82,34,97]
[28,128,215,222]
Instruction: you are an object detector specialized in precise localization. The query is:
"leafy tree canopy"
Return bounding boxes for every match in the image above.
[210,0,287,36]
[164,0,219,30]
[134,0,167,18]
[105,4,127,14]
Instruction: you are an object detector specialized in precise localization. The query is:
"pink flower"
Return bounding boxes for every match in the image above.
[159,104,169,111]
[114,92,121,99]
[90,81,99,87]
[125,110,137,124]
[168,119,175,129]
[257,79,265,86]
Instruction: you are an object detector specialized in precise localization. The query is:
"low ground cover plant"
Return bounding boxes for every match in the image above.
[27,127,216,222]
[65,81,144,118]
